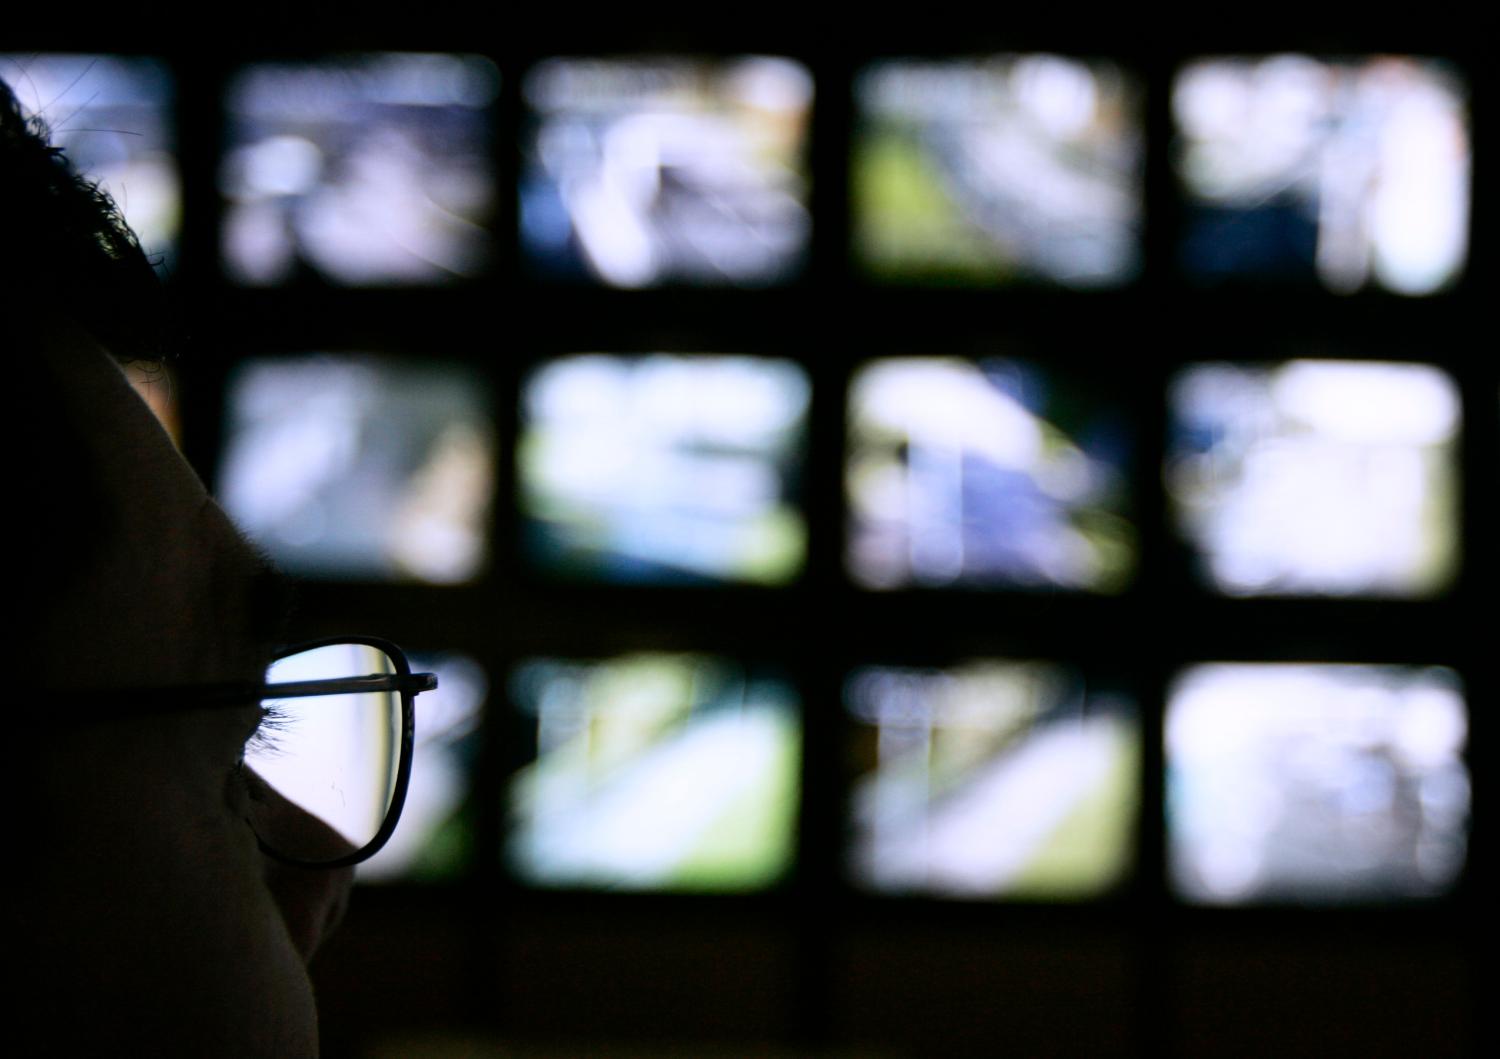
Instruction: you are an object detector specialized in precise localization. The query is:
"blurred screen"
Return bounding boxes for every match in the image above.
[221,53,498,285]
[853,56,1143,286]
[520,56,812,287]
[847,358,1134,591]
[847,662,1137,898]
[1167,360,1458,596]
[521,354,809,584]
[1167,664,1469,904]
[218,354,495,583]
[1,53,179,266]
[360,652,486,883]
[508,653,801,891]
[1174,55,1470,294]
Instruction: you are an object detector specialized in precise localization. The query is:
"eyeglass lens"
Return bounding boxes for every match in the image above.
[244,642,403,863]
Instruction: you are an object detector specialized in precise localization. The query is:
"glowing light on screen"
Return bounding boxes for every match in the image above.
[847,662,1137,899]
[220,53,498,285]
[521,55,813,287]
[521,354,809,584]
[218,355,495,583]
[853,55,1143,286]
[1174,55,1470,294]
[1167,360,1458,597]
[847,358,1134,590]
[1,53,180,266]
[1167,664,1469,904]
[508,654,801,892]
[360,652,486,883]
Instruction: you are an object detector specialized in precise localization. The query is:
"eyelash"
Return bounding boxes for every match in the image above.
[242,701,292,757]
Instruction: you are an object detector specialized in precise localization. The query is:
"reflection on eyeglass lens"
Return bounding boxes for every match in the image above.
[250,642,403,861]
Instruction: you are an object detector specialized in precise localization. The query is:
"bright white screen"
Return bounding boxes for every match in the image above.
[521,354,809,584]
[1167,663,1469,903]
[1167,360,1458,596]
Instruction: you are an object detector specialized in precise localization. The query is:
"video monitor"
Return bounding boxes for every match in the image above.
[853,56,1143,287]
[1167,663,1469,904]
[507,653,801,892]
[1174,55,1470,294]
[520,354,809,585]
[360,651,486,883]
[1,53,179,265]
[220,53,498,285]
[847,661,1137,899]
[1166,360,1458,597]
[520,56,813,287]
[847,357,1135,591]
[217,354,495,583]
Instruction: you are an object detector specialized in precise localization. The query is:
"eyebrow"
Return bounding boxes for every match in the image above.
[204,514,298,664]
[32,549,293,721]
[243,548,297,654]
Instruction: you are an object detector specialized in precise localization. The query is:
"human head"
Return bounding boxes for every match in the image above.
[5,78,353,1055]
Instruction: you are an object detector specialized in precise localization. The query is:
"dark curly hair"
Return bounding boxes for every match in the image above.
[1,76,170,360]
[7,74,181,675]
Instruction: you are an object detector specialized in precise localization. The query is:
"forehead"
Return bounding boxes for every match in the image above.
[39,323,287,689]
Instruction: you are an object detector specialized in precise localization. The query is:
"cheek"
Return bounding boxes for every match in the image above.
[27,744,322,1057]
[235,769,358,961]
[166,776,326,1053]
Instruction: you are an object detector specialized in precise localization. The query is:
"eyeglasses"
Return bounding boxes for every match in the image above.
[49,635,436,870]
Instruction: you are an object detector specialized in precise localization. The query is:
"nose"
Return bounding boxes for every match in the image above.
[250,776,358,962]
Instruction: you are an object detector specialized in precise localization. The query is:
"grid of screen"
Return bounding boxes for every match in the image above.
[3,50,1473,291]
[18,47,1478,908]
[211,345,1470,898]
[224,349,1467,607]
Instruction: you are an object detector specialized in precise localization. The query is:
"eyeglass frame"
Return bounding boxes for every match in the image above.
[39,634,437,871]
